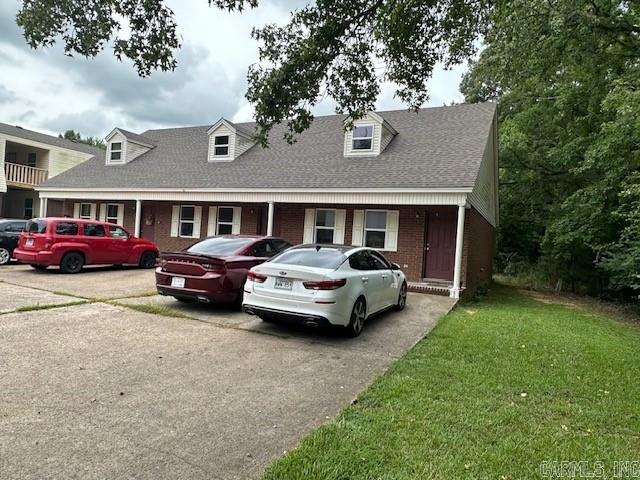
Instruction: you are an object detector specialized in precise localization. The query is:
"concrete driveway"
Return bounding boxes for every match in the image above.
[0,264,456,479]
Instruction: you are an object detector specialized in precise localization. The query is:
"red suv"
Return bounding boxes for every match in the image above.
[14,217,159,273]
[156,235,291,305]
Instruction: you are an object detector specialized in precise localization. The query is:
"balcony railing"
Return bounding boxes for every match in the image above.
[4,162,49,187]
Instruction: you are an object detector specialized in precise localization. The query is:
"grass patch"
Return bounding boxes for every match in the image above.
[14,300,87,312]
[110,302,192,319]
[263,283,640,479]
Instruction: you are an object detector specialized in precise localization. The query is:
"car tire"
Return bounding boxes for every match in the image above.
[345,297,366,337]
[0,248,10,265]
[394,282,408,311]
[138,251,157,269]
[30,264,47,271]
[60,252,84,274]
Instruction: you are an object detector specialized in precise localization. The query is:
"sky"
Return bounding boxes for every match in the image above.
[0,0,467,139]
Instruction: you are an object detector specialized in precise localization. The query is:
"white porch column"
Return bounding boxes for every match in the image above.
[39,198,48,217]
[450,204,466,299]
[266,201,275,236]
[134,199,142,237]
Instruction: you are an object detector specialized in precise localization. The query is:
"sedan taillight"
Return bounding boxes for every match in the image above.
[303,278,347,290]
[247,271,267,283]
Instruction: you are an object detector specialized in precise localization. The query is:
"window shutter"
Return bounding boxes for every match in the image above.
[303,209,315,244]
[231,207,242,234]
[384,210,399,251]
[73,203,80,218]
[207,206,218,237]
[352,210,364,246]
[170,206,180,237]
[116,204,125,226]
[192,206,203,238]
[334,209,346,244]
[90,204,97,220]
[99,204,107,222]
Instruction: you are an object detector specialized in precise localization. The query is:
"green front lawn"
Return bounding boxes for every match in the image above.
[264,284,640,479]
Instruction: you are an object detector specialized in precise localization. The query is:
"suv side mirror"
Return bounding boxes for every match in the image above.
[391,263,401,271]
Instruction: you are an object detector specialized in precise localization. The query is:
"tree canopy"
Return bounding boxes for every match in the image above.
[461,0,640,296]
[59,129,106,149]
[17,0,489,145]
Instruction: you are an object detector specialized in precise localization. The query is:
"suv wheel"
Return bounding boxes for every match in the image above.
[0,248,10,265]
[139,251,156,269]
[60,252,84,274]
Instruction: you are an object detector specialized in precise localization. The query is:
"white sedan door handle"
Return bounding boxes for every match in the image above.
[381,274,388,279]
[361,276,369,283]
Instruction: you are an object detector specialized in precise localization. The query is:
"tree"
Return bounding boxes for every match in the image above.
[59,129,106,149]
[461,0,640,296]
[16,0,489,145]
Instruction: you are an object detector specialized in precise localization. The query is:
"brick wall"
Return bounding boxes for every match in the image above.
[461,206,495,292]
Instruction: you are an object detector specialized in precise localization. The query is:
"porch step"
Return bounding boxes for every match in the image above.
[407,282,452,296]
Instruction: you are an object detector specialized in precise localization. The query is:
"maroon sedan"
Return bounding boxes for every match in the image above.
[156,235,292,305]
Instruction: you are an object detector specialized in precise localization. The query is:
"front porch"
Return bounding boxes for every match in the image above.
[40,195,486,298]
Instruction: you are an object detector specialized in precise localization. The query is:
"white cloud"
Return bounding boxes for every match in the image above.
[0,0,468,138]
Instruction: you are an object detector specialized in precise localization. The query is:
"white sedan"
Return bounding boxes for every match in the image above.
[242,245,407,336]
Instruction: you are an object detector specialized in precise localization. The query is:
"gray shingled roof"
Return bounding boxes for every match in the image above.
[40,102,496,190]
[0,122,104,157]
[114,128,157,147]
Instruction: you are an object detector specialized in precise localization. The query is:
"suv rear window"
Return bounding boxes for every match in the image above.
[271,247,347,269]
[26,219,47,234]
[56,222,78,235]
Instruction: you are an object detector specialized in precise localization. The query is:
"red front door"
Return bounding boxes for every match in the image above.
[423,208,457,281]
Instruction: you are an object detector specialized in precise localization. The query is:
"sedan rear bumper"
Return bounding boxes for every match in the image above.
[155,268,238,304]
[242,304,334,328]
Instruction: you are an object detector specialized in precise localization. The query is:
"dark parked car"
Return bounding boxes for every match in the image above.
[156,235,292,305]
[14,217,159,273]
[0,219,27,265]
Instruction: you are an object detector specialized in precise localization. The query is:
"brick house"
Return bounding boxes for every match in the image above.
[37,103,498,298]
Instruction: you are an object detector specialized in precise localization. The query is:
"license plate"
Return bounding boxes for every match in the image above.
[25,238,34,247]
[274,277,292,290]
[171,277,186,288]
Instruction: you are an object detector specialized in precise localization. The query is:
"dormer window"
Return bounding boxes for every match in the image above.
[110,142,122,161]
[214,135,230,156]
[352,126,374,151]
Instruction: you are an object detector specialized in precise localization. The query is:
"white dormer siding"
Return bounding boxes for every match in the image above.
[207,119,255,162]
[343,112,397,157]
[105,128,153,166]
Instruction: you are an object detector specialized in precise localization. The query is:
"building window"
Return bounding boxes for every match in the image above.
[6,152,16,163]
[217,207,234,234]
[179,206,196,237]
[27,152,37,167]
[106,204,120,224]
[24,198,34,219]
[79,203,93,220]
[213,135,229,156]
[352,126,373,151]
[315,209,336,244]
[110,142,122,161]
[364,210,388,249]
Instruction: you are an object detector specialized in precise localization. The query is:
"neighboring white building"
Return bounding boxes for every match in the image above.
[0,123,102,219]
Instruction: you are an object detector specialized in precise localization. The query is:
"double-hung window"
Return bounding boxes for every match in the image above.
[213,135,229,157]
[179,206,196,237]
[315,209,336,244]
[106,204,120,224]
[110,142,122,162]
[216,207,234,234]
[352,125,374,151]
[79,203,93,220]
[364,210,388,249]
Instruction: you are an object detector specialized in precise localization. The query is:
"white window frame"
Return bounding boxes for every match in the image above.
[105,204,120,224]
[352,125,374,152]
[216,206,235,235]
[213,135,230,157]
[364,209,389,249]
[79,203,94,220]
[109,142,123,162]
[179,205,197,238]
[314,208,336,243]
